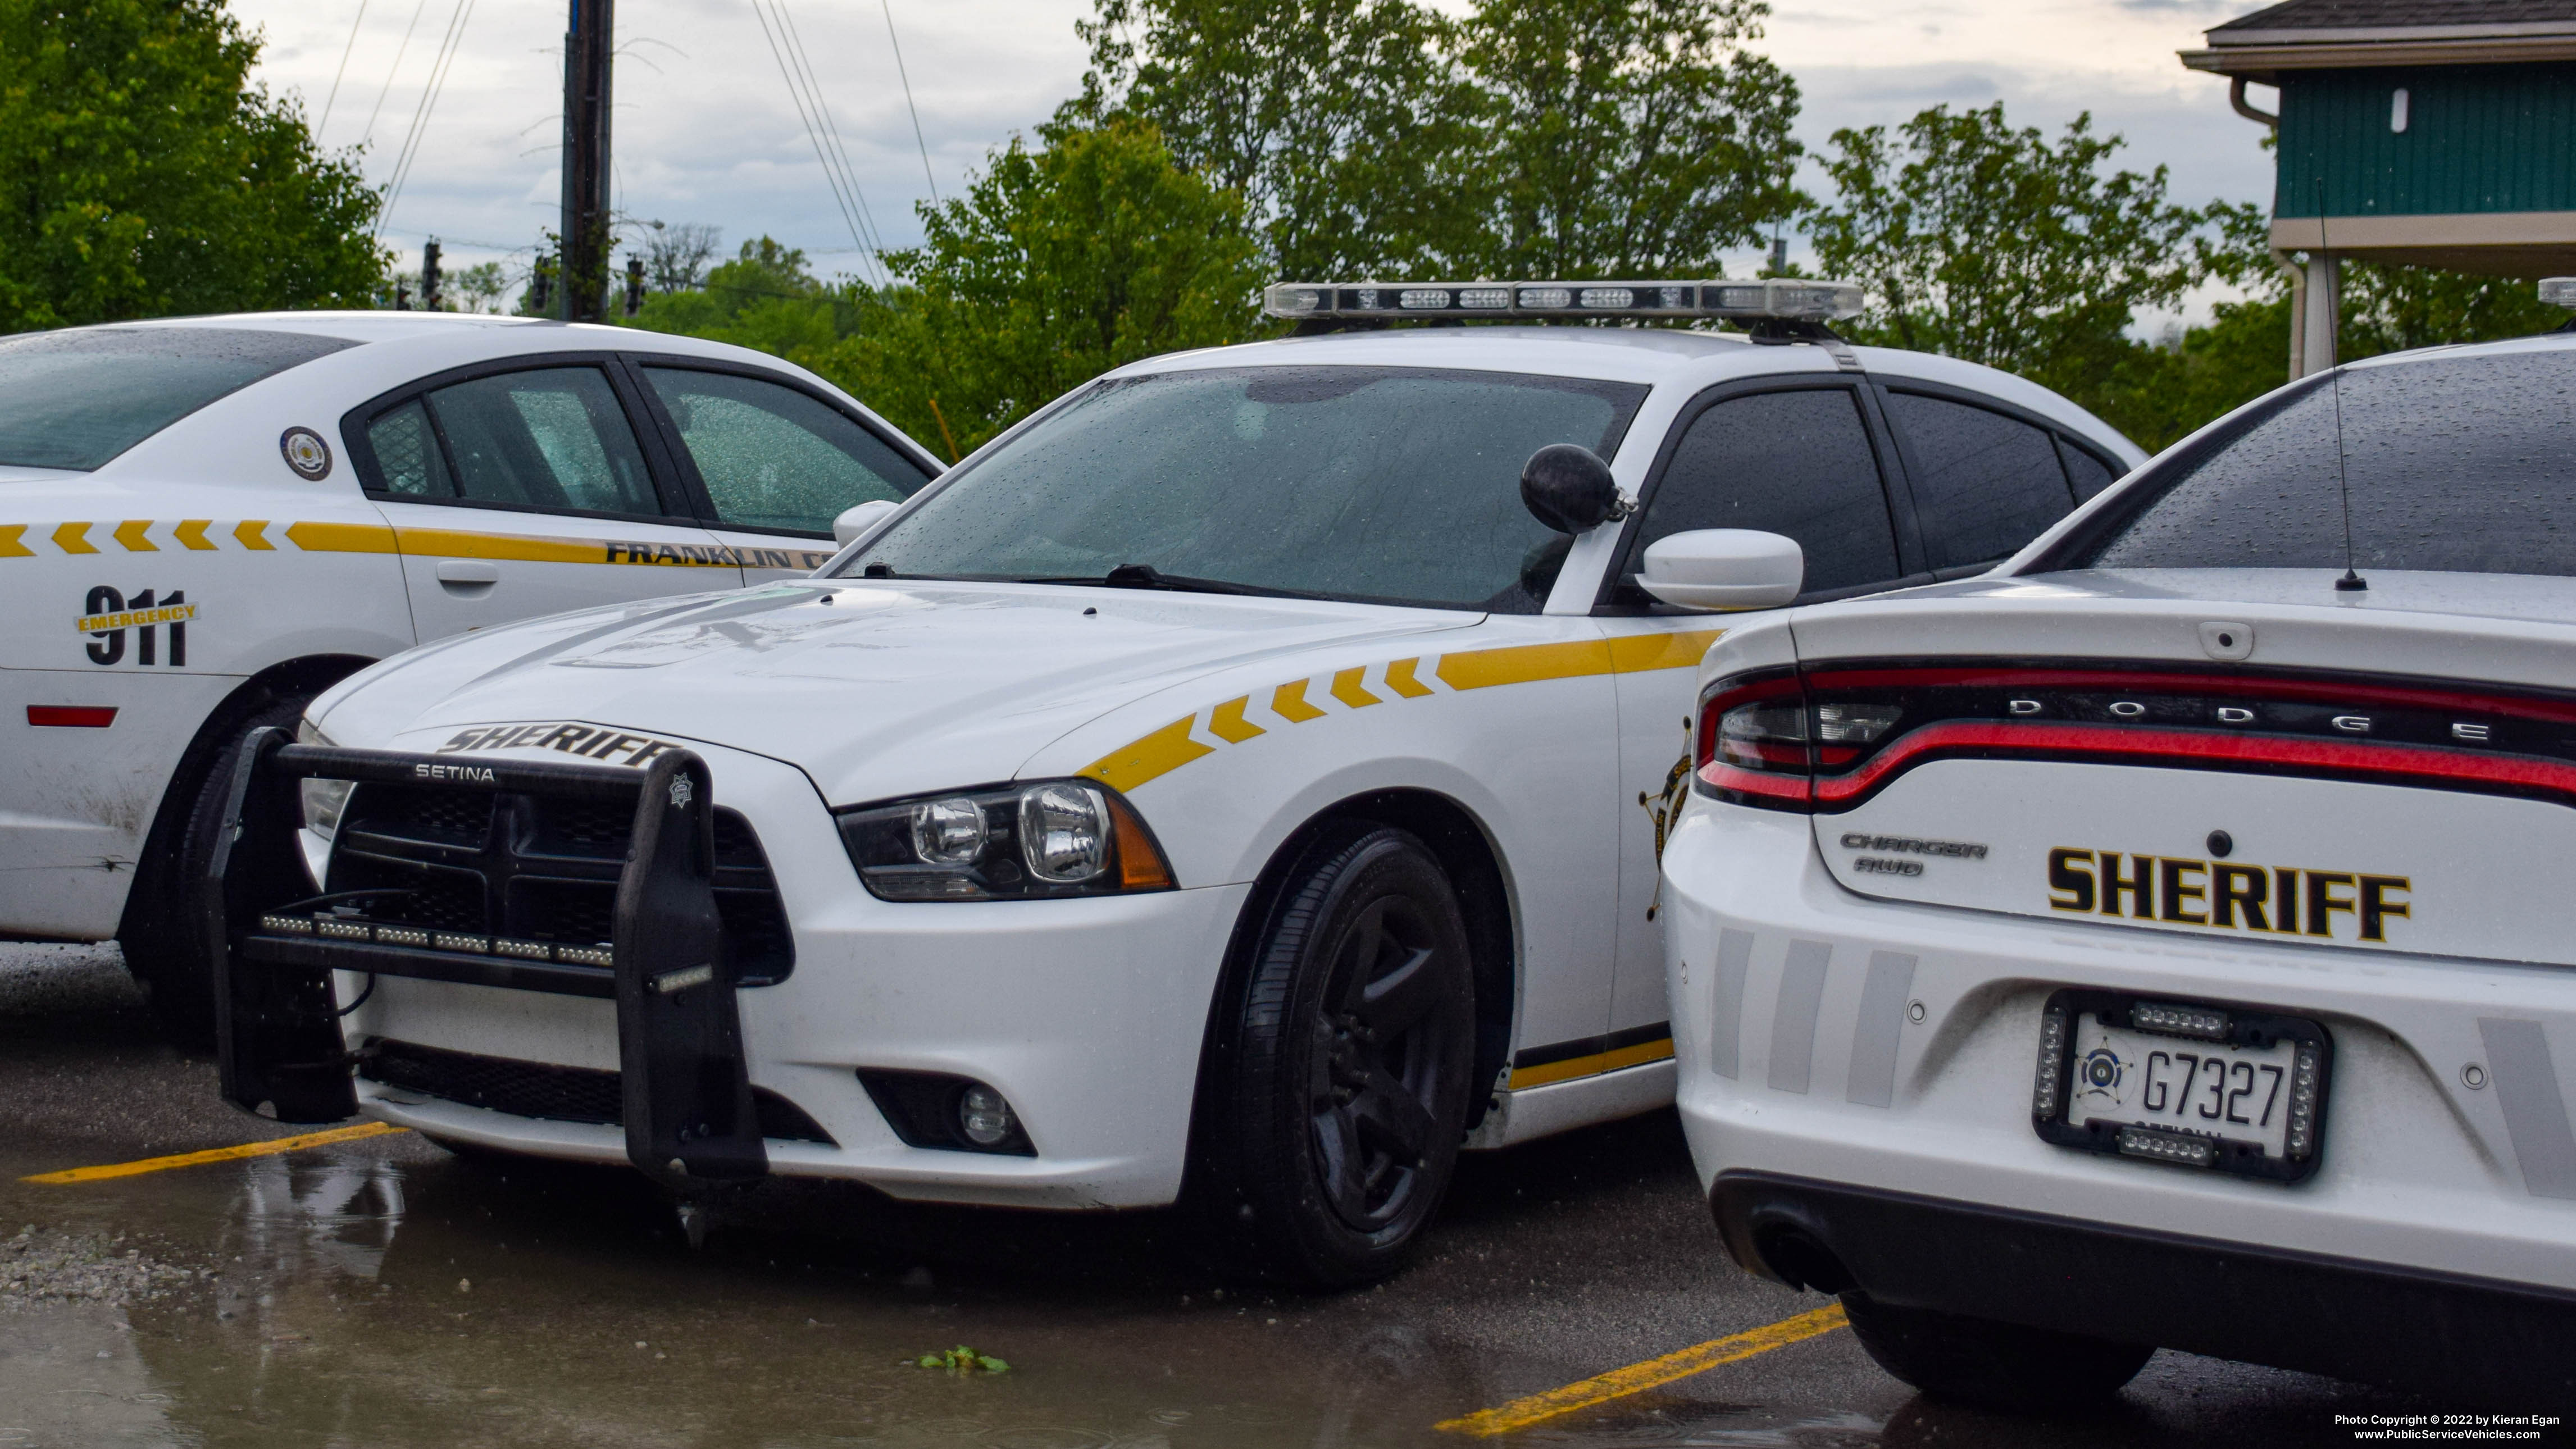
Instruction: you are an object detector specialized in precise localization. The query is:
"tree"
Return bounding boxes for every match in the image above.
[450,260,509,314]
[1075,0,1479,278]
[2341,261,2563,360]
[1451,0,1803,277]
[800,121,1266,459]
[1808,103,2209,416]
[0,0,384,332]
[639,221,722,294]
[623,237,853,356]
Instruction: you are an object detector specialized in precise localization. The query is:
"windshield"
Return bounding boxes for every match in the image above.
[2069,347,2576,576]
[839,365,1648,611]
[0,326,357,472]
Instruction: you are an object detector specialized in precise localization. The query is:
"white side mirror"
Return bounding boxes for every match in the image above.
[831,498,900,546]
[1637,529,1803,612]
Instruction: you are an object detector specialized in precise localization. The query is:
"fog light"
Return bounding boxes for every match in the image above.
[958,1085,1016,1147]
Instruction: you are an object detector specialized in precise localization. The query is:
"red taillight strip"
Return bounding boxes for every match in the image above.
[1802,665,2576,728]
[26,706,116,728]
[1696,760,1812,803]
[1812,719,2576,809]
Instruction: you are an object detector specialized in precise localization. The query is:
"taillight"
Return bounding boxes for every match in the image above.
[1695,671,1812,810]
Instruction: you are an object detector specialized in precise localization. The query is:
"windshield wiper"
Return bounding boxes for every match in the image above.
[1016,564,1295,598]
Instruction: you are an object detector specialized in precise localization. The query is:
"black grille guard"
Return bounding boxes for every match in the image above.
[203,729,767,1191]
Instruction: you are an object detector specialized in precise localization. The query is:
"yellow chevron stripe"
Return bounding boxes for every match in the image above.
[1207,695,1266,743]
[1330,666,1382,709]
[112,520,156,552]
[51,522,95,554]
[1271,679,1326,723]
[284,521,399,554]
[0,525,31,558]
[1382,657,1433,698]
[1080,716,1215,794]
[1436,638,1611,691]
[1608,628,1727,674]
[235,520,274,550]
[173,520,216,551]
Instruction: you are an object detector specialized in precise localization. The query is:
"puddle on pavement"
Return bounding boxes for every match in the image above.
[1,1138,1802,1449]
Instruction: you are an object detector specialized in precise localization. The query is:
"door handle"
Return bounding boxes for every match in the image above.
[435,559,499,585]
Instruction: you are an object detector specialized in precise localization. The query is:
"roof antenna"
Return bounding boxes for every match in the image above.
[2315,180,2366,593]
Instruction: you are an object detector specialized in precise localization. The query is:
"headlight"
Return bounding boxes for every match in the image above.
[294,718,353,842]
[836,779,1176,901]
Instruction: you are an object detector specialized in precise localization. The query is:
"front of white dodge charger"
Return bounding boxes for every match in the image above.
[1659,336,2576,1410]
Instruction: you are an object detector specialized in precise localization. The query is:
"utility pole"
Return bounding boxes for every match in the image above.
[560,0,613,322]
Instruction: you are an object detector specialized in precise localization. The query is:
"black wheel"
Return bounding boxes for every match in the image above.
[1196,823,1477,1287]
[1840,1293,2154,1412]
[121,687,316,1048]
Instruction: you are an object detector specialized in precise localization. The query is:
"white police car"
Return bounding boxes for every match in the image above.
[0,313,940,1035]
[1660,332,2576,1405]
[219,280,2140,1284]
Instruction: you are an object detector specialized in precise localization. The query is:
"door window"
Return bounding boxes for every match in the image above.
[1885,391,2075,569]
[1626,387,1901,595]
[371,367,663,517]
[2059,438,2118,502]
[643,368,932,535]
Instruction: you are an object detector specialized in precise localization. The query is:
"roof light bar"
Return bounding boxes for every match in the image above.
[1262,278,1865,324]
[2542,277,2576,310]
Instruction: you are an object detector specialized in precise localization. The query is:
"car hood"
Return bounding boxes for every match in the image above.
[318,580,1481,805]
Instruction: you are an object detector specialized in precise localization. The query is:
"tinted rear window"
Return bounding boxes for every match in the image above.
[2077,348,2576,576]
[0,326,356,471]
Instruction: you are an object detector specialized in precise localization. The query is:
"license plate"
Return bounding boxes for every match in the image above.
[2031,989,2333,1184]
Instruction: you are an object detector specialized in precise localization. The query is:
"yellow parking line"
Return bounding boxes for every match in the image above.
[1436,1303,1849,1437]
[21,1122,408,1184]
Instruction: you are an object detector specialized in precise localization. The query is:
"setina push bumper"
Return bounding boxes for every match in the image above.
[203,728,768,1194]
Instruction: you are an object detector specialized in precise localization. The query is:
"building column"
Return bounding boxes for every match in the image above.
[2299,250,2340,376]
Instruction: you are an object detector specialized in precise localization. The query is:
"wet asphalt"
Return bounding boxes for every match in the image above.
[0,944,2497,1447]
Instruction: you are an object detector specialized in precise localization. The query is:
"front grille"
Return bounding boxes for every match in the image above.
[326,783,794,983]
[365,1038,834,1143]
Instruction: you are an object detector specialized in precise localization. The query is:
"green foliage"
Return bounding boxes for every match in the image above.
[0,0,385,331]
[2340,261,2564,361]
[911,1345,1009,1374]
[623,238,854,357]
[799,121,1267,459]
[1451,0,1802,277]
[1074,0,1478,277]
[1081,0,1802,279]
[1808,103,2207,417]
[449,260,509,315]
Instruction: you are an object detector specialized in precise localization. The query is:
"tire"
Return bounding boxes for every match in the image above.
[122,687,316,1048]
[1196,823,1478,1288]
[1840,1292,2154,1412]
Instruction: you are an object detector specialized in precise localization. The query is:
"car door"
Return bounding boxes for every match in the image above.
[626,361,939,582]
[342,358,743,641]
[1877,384,2096,579]
[1598,379,1926,1035]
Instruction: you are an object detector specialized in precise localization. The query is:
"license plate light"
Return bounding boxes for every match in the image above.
[2031,988,2333,1185]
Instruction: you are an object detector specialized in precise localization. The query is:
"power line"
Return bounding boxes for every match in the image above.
[748,0,886,285]
[318,0,371,139]
[880,0,937,203]
[359,0,433,154]
[774,3,891,267]
[377,0,476,236]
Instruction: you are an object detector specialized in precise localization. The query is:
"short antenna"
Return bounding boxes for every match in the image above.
[2315,180,2366,592]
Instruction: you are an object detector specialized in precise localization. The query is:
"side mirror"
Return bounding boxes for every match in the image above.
[1637,530,1803,612]
[832,498,900,546]
[1520,444,1628,534]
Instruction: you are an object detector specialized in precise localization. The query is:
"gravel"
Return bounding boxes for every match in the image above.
[0,1225,203,1311]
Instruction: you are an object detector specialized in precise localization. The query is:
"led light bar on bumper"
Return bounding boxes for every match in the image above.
[836,780,1176,901]
[1260,278,1864,323]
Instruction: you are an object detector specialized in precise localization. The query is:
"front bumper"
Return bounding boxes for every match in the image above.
[213,735,1248,1210]
[1658,801,2576,1323]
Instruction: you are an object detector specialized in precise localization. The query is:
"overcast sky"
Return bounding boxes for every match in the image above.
[227,0,2278,316]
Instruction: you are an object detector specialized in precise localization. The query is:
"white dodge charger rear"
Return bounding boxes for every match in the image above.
[1659,335,2576,1411]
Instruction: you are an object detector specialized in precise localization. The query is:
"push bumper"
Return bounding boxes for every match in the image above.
[208,730,768,1195]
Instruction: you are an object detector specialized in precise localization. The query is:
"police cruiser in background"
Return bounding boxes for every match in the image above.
[1660,324,2576,1405]
[217,279,2140,1285]
[0,314,940,1036]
